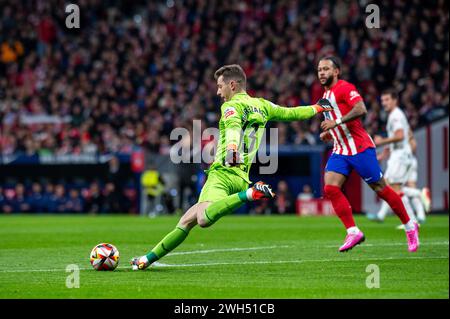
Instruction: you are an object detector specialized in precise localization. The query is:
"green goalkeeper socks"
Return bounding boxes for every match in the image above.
[203,191,248,226]
[146,226,190,263]
[145,191,249,263]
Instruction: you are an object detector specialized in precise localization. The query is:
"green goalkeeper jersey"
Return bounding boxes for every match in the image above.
[206,92,318,183]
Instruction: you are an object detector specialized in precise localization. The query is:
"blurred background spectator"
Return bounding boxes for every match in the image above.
[0,180,130,213]
[9,183,31,213]
[297,184,314,201]
[65,188,84,213]
[272,180,295,214]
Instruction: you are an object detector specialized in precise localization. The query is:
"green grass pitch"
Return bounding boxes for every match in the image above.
[0,214,448,298]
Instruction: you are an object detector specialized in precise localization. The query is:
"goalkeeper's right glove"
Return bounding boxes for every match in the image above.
[313,98,333,113]
[225,144,241,166]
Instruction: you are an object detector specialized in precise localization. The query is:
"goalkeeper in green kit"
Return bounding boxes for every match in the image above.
[131,64,332,270]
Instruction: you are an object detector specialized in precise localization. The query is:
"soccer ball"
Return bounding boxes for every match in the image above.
[90,243,120,271]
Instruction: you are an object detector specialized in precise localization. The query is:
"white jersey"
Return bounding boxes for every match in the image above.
[384,107,413,184]
[386,107,412,158]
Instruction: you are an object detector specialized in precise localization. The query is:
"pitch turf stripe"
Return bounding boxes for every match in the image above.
[154,256,449,268]
[2,255,447,273]
[0,245,292,273]
[0,244,447,273]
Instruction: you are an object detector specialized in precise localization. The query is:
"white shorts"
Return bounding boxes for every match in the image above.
[407,156,418,183]
[384,154,413,185]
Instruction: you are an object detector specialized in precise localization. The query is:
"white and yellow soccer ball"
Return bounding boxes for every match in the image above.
[90,243,120,270]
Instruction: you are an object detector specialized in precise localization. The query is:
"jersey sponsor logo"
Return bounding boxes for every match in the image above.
[223,107,237,119]
[349,90,360,100]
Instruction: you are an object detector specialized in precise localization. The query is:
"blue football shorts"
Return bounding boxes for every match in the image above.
[325,147,383,184]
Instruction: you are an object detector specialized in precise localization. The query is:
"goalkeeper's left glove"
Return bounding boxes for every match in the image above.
[312,98,333,113]
[225,144,241,166]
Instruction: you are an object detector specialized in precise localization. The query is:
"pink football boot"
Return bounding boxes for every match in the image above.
[339,231,365,252]
[406,222,420,252]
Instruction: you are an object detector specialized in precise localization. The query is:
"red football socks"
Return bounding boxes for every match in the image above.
[324,185,355,229]
[376,186,411,224]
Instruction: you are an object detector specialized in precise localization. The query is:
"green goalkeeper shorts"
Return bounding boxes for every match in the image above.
[197,168,249,203]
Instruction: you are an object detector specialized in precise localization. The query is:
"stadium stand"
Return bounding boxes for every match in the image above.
[0,0,448,213]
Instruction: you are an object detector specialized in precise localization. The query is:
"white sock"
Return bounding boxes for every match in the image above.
[411,197,426,222]
[377,201,391,220]
[246,188,254,201]
[347,226,361,235]
[140,255,149,264]
[401,195,417,222]
[402,187,421,197]
[404,220,416,231]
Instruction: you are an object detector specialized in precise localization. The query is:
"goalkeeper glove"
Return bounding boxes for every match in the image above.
[312,98,333,113]
[225,144,241,166]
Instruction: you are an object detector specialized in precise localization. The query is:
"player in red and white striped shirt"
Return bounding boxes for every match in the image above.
[317,56,419,252]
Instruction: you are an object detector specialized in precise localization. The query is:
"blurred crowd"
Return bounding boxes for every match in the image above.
[251,181,314,215]
[0,0,448,214]
[0,0,448,157]
[0,181,136,214]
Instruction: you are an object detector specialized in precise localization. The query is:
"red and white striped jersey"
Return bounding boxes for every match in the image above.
[322,79,375,155]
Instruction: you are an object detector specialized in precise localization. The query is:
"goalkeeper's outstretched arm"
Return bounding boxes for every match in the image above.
[265,98,332,122]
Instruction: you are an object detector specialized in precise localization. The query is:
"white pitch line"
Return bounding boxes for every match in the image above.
[168,245,292,256]
[154,256,449,268]
[0,267,91,273]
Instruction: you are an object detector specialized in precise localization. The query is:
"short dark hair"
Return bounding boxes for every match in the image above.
[319,56,341,70]
[214,64,246,88]
[381,88,398,100]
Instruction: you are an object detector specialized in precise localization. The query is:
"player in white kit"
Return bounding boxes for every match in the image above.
[400,131,431,223]
[368,89,431,224]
